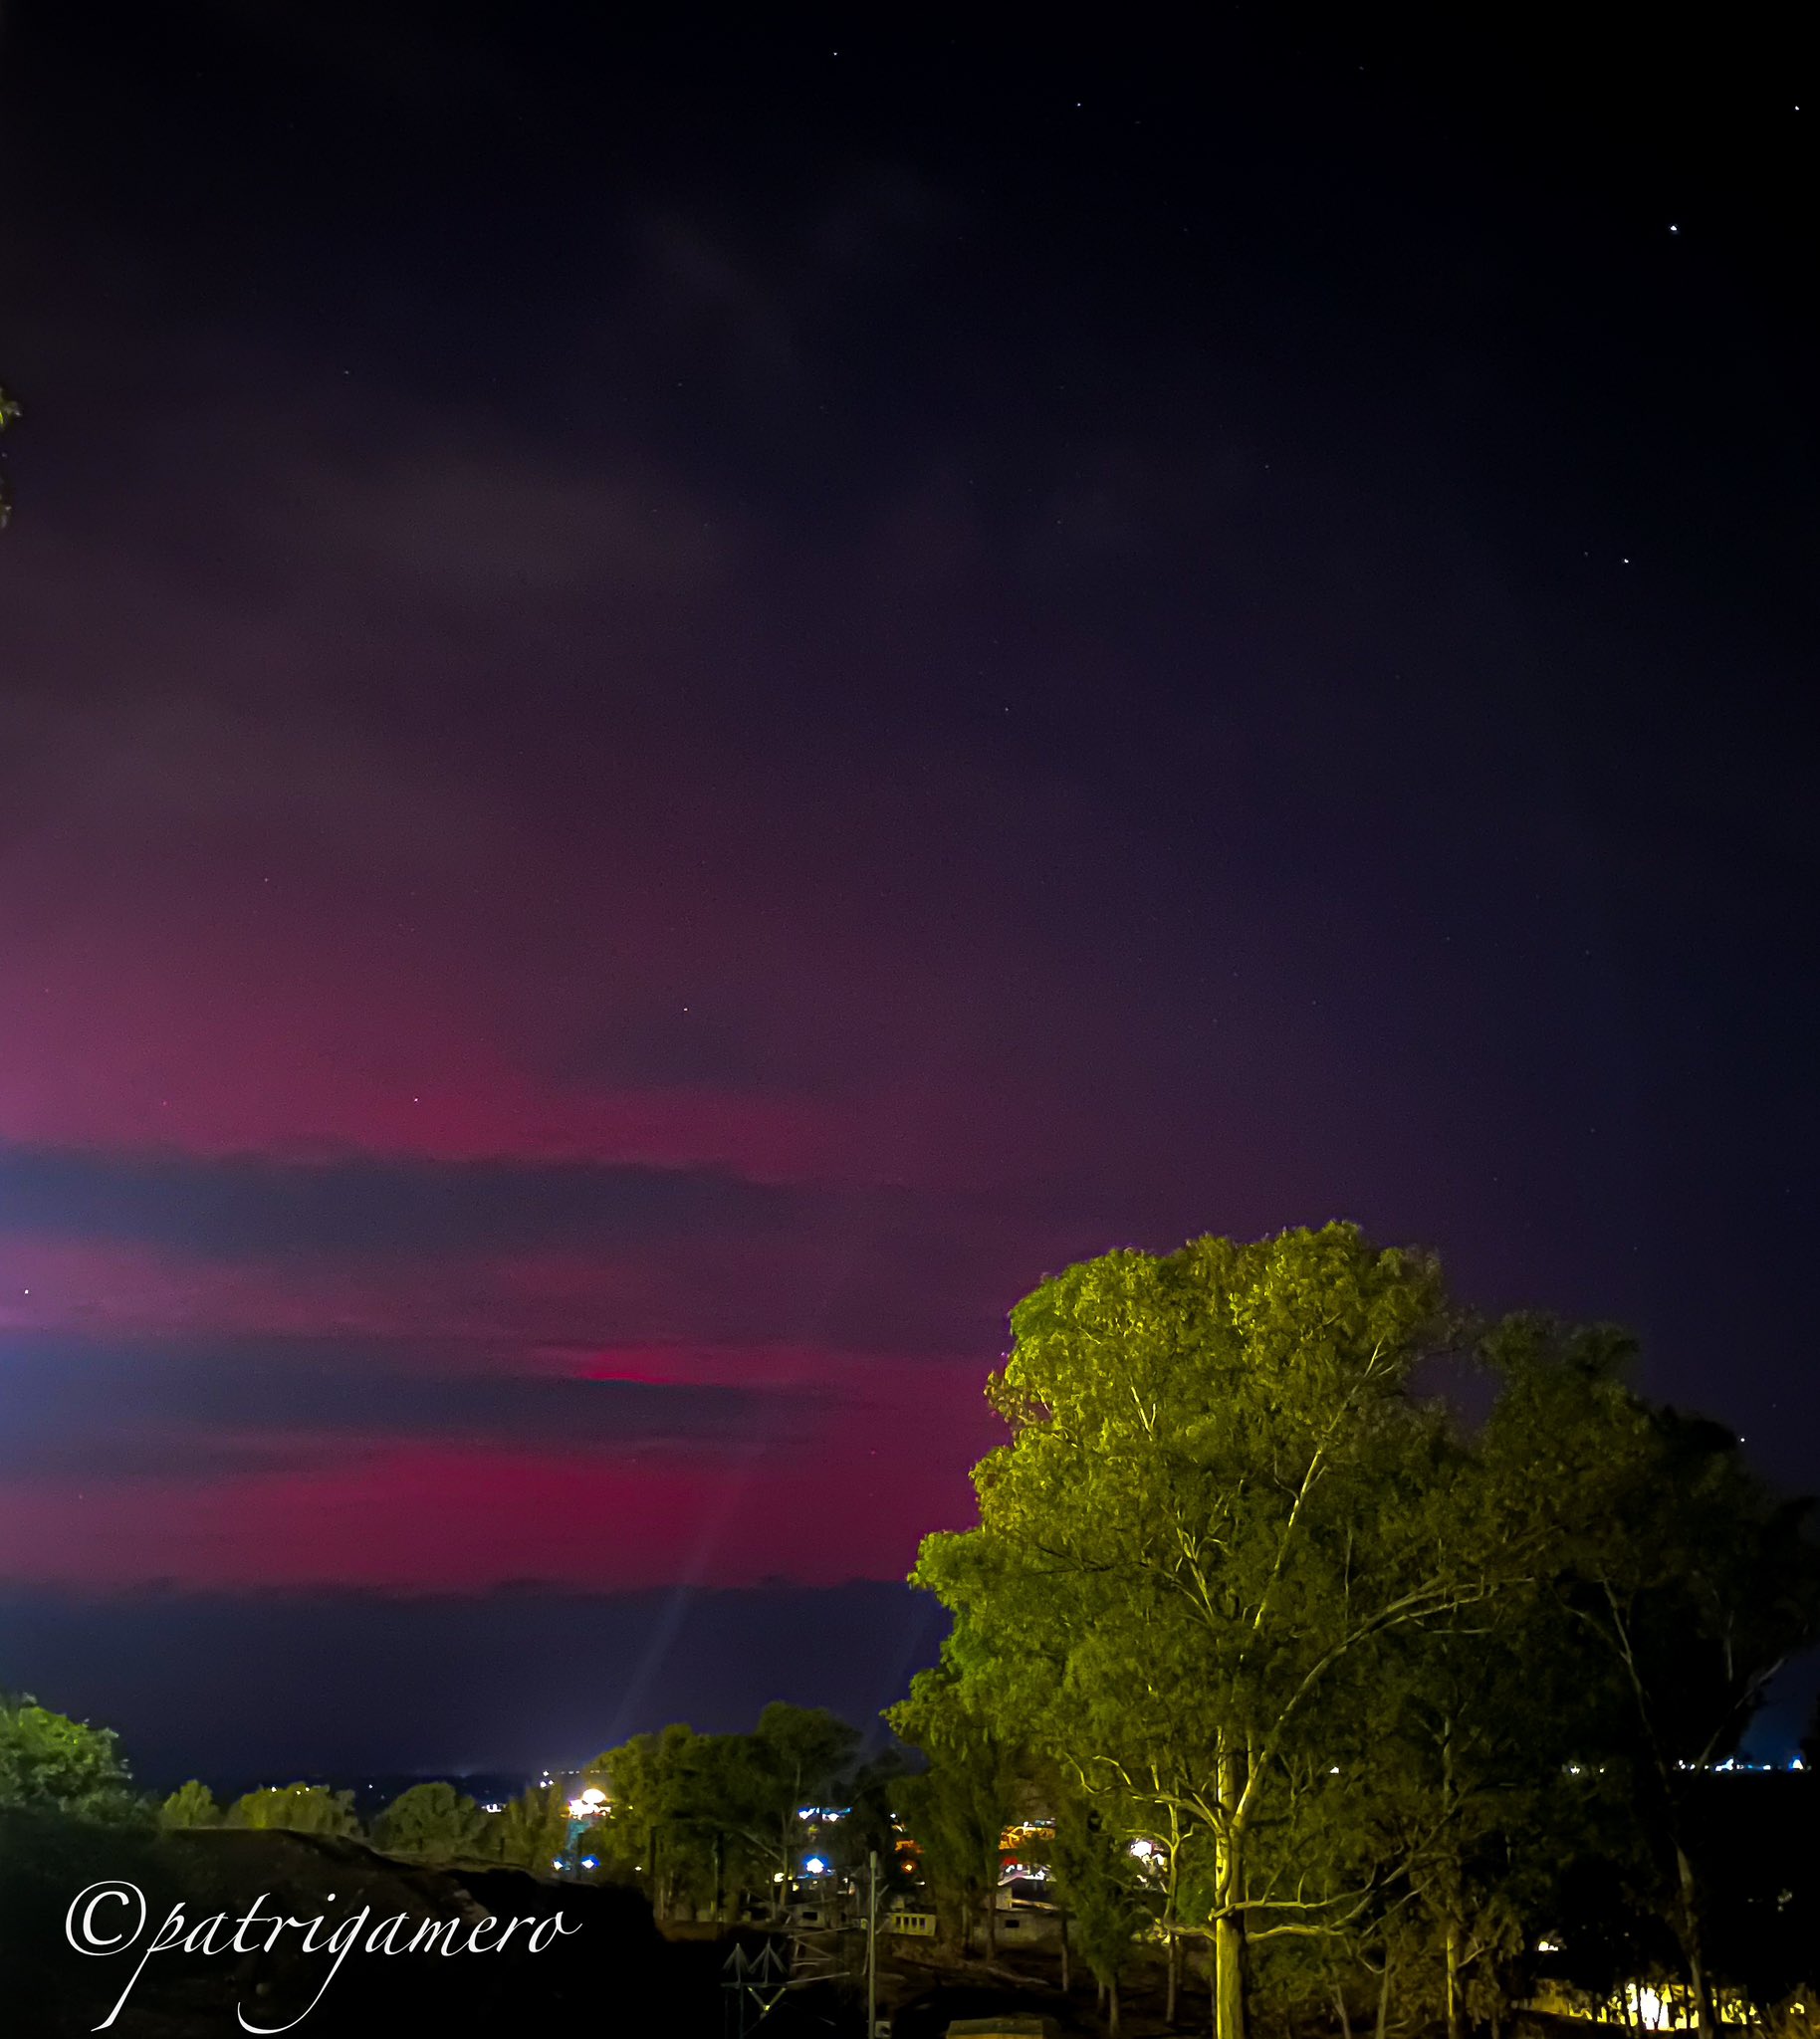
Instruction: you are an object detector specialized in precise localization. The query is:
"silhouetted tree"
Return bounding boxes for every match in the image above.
[371,1780,487,1864]
[488,1782,570,1874]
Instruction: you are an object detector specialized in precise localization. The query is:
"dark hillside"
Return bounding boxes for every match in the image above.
[0,1814,682,2037]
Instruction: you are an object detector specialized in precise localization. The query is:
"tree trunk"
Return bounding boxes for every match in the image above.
[1374,1956,1392,2039]
[1214,1910,1244,2039]
[1673,1844,1714,2039]
[1442,1727,1463,2039]
[1213,1744,1250,2039]
[1333,1984,1353,2039]
[1167,1930,1181,2025]
[986,1884,998,1958]
[1059,1912,1071,1994]
[1109,1979,1121,2037]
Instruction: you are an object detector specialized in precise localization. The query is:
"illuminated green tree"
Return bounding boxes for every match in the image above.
[593,1723,722,1916]
[910,1225,1514,2039]
[598,1705,860,1921]
[1050,1786,1149,2033]
[158,1779,222,1829]
[0,1697,137,1818]
[226,1783,359,1836]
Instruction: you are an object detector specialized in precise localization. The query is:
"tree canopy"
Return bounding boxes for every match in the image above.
[590,1702,861,1922]
[0,1697,137,1818]
[371,1780,488,1864]
[225,1783,360,1836]
[488,1781,571,1874]
[158,1779,221,1830]
[906,1225,1820,2039]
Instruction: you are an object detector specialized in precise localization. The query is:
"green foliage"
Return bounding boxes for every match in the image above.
[736,1701,861,1886]
[591,1722,722,1913]
[0,1696,138,1818]
[829,1747,916,1891]
[225,1782,360,1836]
[370,1780,488,1864]
[1478,1318,1820,2032]
[905,1227,1820,2039]
[1051,1789,1148,2022]
[912,1225,1474,2037]
[593,1702,860,1921]
[487,1781,571,1874]
[158,1779,221,1829]
[890,1667,1022,1951]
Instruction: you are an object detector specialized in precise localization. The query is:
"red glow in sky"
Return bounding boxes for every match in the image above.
[3,0,1814,1653]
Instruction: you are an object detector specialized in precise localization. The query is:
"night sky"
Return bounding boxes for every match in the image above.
[2,5,1815,1784]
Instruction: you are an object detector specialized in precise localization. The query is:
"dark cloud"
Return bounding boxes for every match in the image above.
[0,1144,789,1260]
[0,1434,321,1483]
[0,1333,818,1479]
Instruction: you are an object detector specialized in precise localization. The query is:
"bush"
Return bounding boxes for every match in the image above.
[0,1696,139,1820]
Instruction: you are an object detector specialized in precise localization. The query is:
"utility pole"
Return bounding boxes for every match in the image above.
[866,1849,879,2039]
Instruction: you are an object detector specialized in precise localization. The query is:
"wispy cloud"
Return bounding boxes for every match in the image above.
[0,1331,820,1481]
[0,1144,789,1260]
